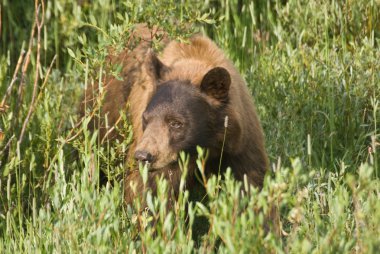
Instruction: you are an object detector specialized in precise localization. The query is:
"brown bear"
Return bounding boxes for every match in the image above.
[80,24,268,206]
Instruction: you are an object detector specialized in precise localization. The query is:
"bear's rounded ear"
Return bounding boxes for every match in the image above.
[144,49,169,81]
[200,67,231,103]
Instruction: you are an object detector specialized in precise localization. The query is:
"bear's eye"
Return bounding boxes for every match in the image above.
[168,120,183,129]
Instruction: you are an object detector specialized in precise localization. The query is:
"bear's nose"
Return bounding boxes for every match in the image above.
[134,150,154,163]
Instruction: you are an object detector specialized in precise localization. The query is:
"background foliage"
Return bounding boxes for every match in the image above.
[0,0,379,252]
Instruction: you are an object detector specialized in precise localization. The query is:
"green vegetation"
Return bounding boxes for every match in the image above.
[1,0,379,252]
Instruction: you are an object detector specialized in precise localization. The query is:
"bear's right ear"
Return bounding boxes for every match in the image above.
[144,50,169,81]
[200,67,231,103]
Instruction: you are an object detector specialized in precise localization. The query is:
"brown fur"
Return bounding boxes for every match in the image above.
[159,36,268,185]
[80,25,268,207]
[79,24,168,142]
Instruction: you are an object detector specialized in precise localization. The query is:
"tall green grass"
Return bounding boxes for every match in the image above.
[1,0,379,252]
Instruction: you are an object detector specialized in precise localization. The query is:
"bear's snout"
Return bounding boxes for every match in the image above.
[134,150,154,163]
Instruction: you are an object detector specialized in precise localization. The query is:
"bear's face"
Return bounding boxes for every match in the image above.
[135,81,217,169]
[134,52,231,169]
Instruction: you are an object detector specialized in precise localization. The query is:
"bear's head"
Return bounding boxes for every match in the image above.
[134,52,231,169]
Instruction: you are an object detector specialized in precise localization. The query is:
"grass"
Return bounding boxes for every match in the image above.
[1,0,380,253]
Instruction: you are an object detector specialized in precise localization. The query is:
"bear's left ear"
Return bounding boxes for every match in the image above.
[200,67,231,103]
[144,50,169,81]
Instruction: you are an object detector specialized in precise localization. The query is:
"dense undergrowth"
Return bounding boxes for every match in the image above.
[0,0,379,253]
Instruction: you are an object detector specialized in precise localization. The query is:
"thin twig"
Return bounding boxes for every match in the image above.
[65,92,106,143]
[12,14,37,128]
[44,106,98,175]
[18,0,45,145]
[101,115,122,143]
[1,44,26,107]
[35,55,56,103]
[18,53,57,140]
[0,135,15,156]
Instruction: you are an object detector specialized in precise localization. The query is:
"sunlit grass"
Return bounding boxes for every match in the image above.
[0,0,379,252]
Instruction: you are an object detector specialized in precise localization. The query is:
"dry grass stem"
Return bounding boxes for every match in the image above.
[18,0,45,145]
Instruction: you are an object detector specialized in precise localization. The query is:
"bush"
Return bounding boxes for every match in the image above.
[1,0,379,252]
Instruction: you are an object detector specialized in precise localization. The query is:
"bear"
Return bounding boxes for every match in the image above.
[124,35,269,205]
[80,24,268,207]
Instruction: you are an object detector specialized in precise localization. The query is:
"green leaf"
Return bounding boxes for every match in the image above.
[67,48,76,58]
